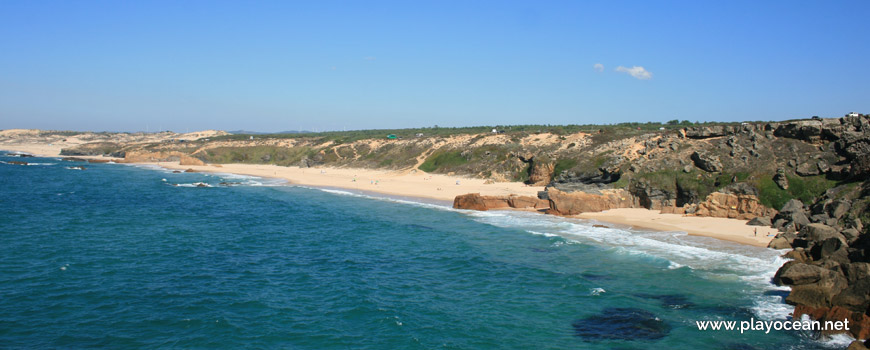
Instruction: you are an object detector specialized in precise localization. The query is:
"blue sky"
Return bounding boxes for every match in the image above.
[1,0,868,132]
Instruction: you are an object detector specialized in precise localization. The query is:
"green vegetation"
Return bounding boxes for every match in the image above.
[754,175,840,210]
[632,170,756,200]
[60,142,124,156]
[418,150,467,173]
[210,120,746,144]
[553,158,578,176]
[201,146,313,166]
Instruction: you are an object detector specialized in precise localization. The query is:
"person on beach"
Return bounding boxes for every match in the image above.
[754,228,757,237]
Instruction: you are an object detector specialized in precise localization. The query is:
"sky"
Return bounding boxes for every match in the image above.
[1,0,868,132]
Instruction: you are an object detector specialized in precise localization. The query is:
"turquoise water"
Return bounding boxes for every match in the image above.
[0,153,835,349]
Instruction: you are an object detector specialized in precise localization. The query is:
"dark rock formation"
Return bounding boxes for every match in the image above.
[747,216,772,226]
[685,125,735,139]
[572,308,670,340]
[690,151,722,172]
[774,120,824,143]
[527,157,555,186]
[772,199,810,231]
[629,181,674,210]
[772,180,870,340]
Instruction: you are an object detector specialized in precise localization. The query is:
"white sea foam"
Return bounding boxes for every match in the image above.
[173,182,212,188]
[307,186,454,211]
[213,172,286,187]
[462,209,792,321]
[26,162,56,166]
[124,163,176,174]
[821,333,857,348]
[115,161,796,323]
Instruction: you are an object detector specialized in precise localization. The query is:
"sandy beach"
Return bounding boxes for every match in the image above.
[3,142,776,247]
[578,208,777,247]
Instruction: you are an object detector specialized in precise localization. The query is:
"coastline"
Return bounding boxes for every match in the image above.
[2,143,775,248]
[577,209,777,247]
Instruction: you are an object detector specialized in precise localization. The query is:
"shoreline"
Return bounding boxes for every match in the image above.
[2,144,775,248]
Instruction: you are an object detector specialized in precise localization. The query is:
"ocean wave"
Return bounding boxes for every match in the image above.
[115,161,795,322]
[306,187,453,211]
[820,333,856,348]
[171,182,213,188]
[462,209,791,321]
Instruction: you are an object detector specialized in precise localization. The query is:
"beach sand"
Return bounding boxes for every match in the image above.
[153,162,543,202]
[578,208,777,247]
[2,143,776,247]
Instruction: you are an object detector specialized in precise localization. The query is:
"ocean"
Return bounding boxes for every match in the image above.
[0,152,843,349]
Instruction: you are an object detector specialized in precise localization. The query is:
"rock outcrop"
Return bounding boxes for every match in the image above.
[122,151,206,166]
[527,157,555,186]
[771,180,870,341]
[452,193,548,211]
[690,151,722,172]
[545,188,632,216]
[691,185,777,220]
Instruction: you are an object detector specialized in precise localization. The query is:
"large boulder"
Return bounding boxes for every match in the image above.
[527,158,555,186]
[777,263,834,285]
[692,190,776,220]
[546,188,632,216]
[684,125,734,139]
[768,236,792,249]
[747,216,772,226]
[453,193,547,211]
[799,223,848,245]
[507,195,549,210]
[629,181,675,210]
[772,199,810,230]
[787,283,845,309]
[795,305,870,340]
[690,151,722,172]
[780,199,805,213]
[796,162,820,176]
[809,238,850,264]
[453,193,493,211]
[832,277,870,311]
[774,120,824,142]
[829,199,852,219]
[773,168,789,190]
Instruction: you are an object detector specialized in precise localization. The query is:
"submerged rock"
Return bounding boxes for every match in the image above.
[572,307,670,341]
[635,293,695,309]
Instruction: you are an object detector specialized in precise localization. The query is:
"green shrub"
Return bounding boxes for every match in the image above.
[419,150,467,172]
[757,178,793,210]
[553,158,578,176]
[755,174,839,210]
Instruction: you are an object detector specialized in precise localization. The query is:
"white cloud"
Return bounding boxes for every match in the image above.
[593,63,604,72]
[363,56,376,61]
[615,65,652,80]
